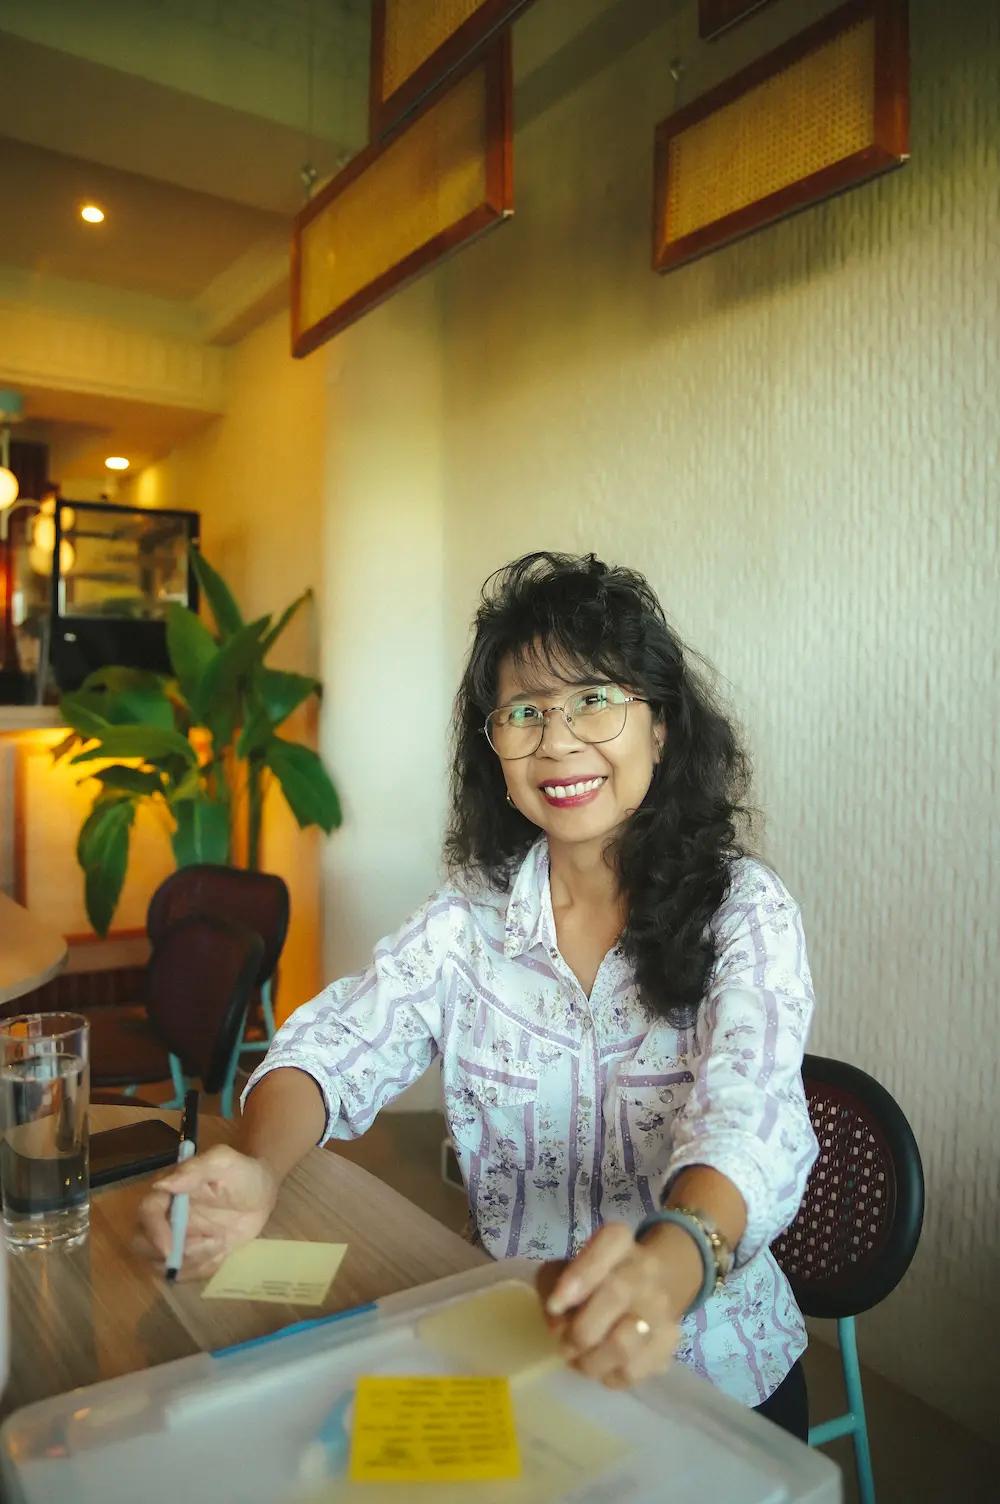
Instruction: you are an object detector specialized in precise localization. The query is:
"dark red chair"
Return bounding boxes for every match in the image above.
[89,915,263,1115]
[772,1054,924,1504]
[147,865,289,1055]
[89,866,289,1114]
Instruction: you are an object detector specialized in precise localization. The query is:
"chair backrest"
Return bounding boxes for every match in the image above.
[771,1053,925,1320]
[146,865,289,988]
[144,915,264,1094]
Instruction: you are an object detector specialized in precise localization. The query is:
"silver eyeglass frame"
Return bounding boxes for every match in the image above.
[483,690,649,761]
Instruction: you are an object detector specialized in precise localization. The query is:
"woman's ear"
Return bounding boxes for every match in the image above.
[654,721,667,760]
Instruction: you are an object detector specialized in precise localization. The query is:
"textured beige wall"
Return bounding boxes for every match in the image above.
[122,311,330,1017]
[318,278,450,1113]
[322,0,999,1434]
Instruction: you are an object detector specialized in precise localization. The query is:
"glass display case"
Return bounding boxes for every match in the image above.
[49,500,200,691]
[4,499,200,699]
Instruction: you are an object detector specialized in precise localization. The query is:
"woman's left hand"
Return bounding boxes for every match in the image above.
[536,1221,696,1389]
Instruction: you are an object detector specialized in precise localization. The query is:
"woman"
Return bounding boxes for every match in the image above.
[136,552,817,1438]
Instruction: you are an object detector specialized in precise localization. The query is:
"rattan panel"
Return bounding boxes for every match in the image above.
[663,17,875,246]
[382,0,485,95]
[772,1083,894,1287]
[298,63,489,339]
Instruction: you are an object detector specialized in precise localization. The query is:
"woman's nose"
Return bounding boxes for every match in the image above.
[538,706,581,754]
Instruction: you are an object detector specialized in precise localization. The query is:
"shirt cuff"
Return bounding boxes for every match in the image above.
[240,1051,341,1146]
[662,1134,774,1267]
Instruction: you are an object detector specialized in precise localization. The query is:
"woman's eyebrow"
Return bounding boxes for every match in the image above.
[506,677,612,701]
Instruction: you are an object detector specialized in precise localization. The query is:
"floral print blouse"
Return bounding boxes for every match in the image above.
[245,838,818,1405]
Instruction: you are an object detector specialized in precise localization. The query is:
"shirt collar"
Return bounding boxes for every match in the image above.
[503,837,557,959]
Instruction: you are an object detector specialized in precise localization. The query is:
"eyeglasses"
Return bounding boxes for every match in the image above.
[484,685,648,760]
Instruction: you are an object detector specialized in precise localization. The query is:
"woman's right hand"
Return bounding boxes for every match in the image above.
[133,1143,279,1282]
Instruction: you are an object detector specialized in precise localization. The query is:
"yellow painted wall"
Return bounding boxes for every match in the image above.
[122,310,330,1018]
[316,0,999,1438]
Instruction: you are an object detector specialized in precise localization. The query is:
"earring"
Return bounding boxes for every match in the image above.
[505,792,514,806]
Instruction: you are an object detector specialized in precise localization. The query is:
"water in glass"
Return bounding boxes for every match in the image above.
[0,1015,90,1249]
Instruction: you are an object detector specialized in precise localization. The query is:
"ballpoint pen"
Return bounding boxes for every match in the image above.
[165,1089,199,1282]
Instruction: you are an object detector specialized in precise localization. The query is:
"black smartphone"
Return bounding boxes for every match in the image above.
[89,1119,179,1188]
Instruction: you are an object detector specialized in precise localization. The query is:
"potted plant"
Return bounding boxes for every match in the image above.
[57,552,340,936]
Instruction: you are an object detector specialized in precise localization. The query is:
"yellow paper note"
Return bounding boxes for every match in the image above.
[304,1382,626,1504]
[416,1280,562,1386]
[201,1239,347,1305]
[349,1376,521,1484]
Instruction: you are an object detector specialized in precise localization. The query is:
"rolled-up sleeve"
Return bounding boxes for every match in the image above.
[241,892,455,1144]
[664,871,818,1266]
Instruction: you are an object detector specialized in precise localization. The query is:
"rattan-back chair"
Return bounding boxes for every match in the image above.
[772,1054,924,1504]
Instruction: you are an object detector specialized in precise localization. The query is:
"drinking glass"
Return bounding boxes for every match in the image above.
[0,1013,90,1250]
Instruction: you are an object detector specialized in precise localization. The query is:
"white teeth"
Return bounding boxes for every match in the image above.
[542,777,605,799]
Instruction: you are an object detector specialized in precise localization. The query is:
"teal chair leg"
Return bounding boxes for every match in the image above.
[232,978,277,1062]
[808,1315,876,1504]
[219,1042,239,1121]
[158,1053,187,1110]
[219,977,276,1118]
[160,1052,239,1120]
[261,977,276,1039]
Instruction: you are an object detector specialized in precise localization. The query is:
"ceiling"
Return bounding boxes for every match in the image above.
[15,388,218,483]
[0,0,370,479]
[0,136,287,302]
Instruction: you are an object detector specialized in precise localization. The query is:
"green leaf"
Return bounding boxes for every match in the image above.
[256,668,320,727]
[236,705,272,760]
[87,765,164,797]
[265,737,341,834]
[170,797,230,867]
[261,589,313,655]
[69,724,197,767]
[115,687,177,730]
[190,549,243,637]
[201,616,269,702]
[51,730,82,764]
[166,605,218,711]
[165,766,206,805]
[76,796,135,936]
[65,671,175,731]
[199,616,270,745]
[59,691,112,740]
[80,667,167,698]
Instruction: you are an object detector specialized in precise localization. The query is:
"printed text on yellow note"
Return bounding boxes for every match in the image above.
[349,1376,521,1483]
[201,1239,347,1305]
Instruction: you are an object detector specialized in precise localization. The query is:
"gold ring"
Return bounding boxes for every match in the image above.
[633,1317,652,1340]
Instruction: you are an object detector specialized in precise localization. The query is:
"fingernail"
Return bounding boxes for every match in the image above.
[547,1278,580,1315]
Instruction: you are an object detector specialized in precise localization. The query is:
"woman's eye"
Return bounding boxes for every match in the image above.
[577,690,610,710]
[508,705,541,725]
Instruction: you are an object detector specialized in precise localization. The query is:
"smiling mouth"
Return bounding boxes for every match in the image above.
[538,776,607,804]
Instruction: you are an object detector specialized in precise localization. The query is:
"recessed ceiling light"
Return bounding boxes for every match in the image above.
[81,204,106,224]
[104,456,129,471]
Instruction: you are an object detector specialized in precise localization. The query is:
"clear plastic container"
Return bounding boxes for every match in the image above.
[0,1260,840,1504]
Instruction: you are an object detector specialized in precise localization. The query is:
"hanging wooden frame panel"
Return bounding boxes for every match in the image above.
[654,0,909,275]
[291,37,513,358]
[698,1,780,42]
[370,0,535,138]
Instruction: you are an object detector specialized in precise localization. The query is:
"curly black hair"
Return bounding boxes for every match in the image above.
[444,551,754,1027]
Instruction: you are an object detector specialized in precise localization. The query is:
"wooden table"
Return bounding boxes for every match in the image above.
[2,1106,486,1419]
[0,891,68,1007]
